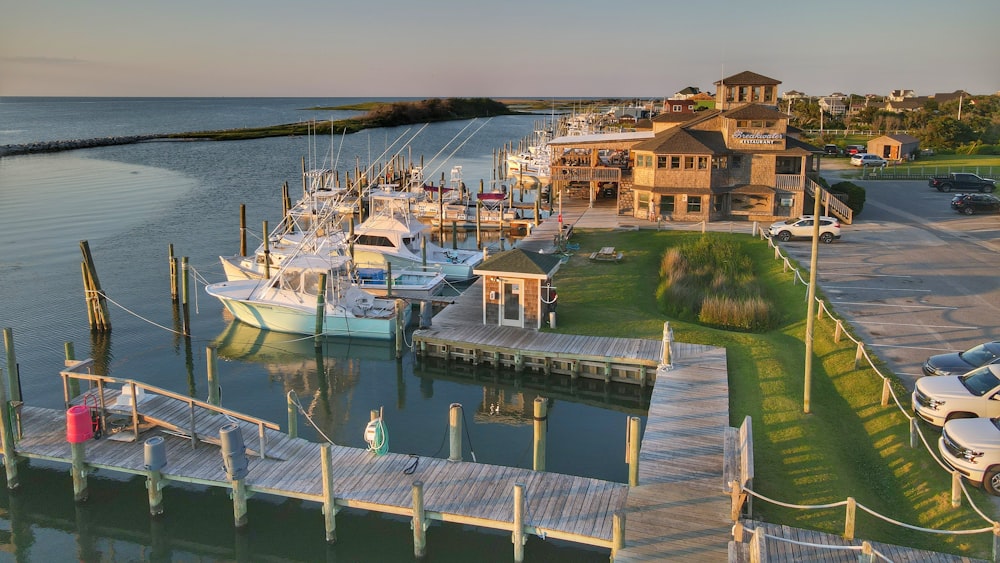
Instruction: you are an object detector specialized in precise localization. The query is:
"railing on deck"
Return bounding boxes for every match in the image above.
[61,359,280,458]
[551,166,622,183]
[805,178,853,224]
[774,174,804,191]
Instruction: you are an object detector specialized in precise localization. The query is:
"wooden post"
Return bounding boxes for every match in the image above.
[232,478,248,528]
[80,240,111,331]
[476,200,482,249]
[287,392,298,439]
[448,403,462,462]
[729,480,742,521]
[533,397,546,472]
[628,416,641,487]
[420,236,427,267]
[992,522,1000,563]
[65,341,80,399]
[452,221,458,250]
[951,471,962,508]
[314,273,328,347]
[168,244,178,302]
[844,496,856,540]
[239,204,247,257]
[207,345,220,406]
[181,257,190,307]
[834,319,843,343]
[854,342,864,370]
[512,483,525,563]
[3,328,20,402]
[910,418,918,449]
[71,441,87,501]
[611,511,625,560]
[395,299,404,360]
[321,443,337,543]
[661,322,672,365]
[412,481,426,557]
[0,368,19,489]
[147,469,164,516]
[880,378,890,407]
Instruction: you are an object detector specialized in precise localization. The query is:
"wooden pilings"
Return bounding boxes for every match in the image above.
[80,240,111,331]
[627,416,641,487]
[206,346,220,406]
[0,366,19,489]
[448,403,462,462]
[321,443,338,543]
[533,397,546,472]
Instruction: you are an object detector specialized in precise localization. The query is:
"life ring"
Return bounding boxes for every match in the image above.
[561,169,569,176]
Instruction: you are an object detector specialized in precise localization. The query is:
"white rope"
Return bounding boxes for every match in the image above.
[93,290,186,336]
[855,501,994,535]
[742,487,848,510]
[287,390,337,445]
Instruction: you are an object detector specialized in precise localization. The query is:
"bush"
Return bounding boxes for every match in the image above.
[658,235,777,332]
[831,181,866,216]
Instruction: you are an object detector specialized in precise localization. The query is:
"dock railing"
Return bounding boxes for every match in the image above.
[60,359,280,458]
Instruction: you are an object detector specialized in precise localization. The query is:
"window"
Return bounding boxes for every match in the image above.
[672,104,683,112]
[712,156,728,169]
[644,155,653,167]
[684,156,695,170]
[698,156,708,170]
[657,155,668,168]
[752,86,762,102]
[732,155,744,169]
[660,195,675,214]
[764,85,775,102]
[670,156,681,169]
[637,192,650,207]
[687,196,702,213]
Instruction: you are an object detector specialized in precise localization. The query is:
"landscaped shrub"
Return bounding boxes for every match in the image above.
[658,235,777,331]
[831,181,866,215]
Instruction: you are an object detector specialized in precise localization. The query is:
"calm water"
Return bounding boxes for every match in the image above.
[0,98,644,562]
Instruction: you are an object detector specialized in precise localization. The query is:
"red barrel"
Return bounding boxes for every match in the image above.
[66,405,94,443]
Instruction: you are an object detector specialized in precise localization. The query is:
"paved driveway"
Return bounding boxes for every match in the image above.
[780,169,1000,389]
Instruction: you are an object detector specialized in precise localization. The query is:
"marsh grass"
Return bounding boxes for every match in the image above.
[549,228,994,558]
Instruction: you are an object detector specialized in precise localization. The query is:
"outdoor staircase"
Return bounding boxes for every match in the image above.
[806,178,853,224]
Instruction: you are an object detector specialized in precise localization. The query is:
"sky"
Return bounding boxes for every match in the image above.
[2,0,999,99]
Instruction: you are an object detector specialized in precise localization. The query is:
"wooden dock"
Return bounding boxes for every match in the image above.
[2,361,631,560]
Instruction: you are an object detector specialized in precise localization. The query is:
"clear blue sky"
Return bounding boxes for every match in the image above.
[2,0,998,98]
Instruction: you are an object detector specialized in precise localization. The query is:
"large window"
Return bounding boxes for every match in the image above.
[712,156,728,169]
[732,155,744,169]
[687,196,702,213]
[660,195,675,214]
[698,156,708,170]
[657,155,668,168]
[670,156,681,169]
[684,156,695,170]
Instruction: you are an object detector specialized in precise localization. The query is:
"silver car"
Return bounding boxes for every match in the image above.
[768,215,842,243]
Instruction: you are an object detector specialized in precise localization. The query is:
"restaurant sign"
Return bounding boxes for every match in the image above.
[733,131,783,145]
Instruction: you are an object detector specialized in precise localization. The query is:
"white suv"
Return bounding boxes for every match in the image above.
[940,416,1000,495]
[850,153,887,167]
[913,365,1000,427]
[768,215,842,244]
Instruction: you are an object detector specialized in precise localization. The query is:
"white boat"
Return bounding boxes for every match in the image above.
[206,260,411,340]
[506,129,552,184]
[430,191,519,230]
[351,190,484,282]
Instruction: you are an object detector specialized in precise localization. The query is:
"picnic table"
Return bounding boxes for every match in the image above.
[589,246,623,262]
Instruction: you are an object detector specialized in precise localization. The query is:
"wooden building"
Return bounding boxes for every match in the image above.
[867,134,920,162]
[474,249,562,329]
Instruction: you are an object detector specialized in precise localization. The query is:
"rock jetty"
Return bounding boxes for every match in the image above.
[0,134,163,158]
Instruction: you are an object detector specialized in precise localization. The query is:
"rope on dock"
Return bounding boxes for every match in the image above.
[287,390,337,445]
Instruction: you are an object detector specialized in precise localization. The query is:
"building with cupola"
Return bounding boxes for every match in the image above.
[546,70,852,225]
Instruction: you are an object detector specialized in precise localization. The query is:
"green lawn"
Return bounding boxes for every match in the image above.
[548,228,996,558]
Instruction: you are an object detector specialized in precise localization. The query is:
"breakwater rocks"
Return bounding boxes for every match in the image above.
[0,134,164,157]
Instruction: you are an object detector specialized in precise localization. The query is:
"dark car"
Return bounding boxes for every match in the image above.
[950,193,1000,215]
[823,144,841,156]
[923,341,1000,376]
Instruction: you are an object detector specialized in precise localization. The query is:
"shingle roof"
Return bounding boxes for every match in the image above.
[715,71,781,86]
[475,249,562,277]
[724,104,788,120]
[651,112,701,123]
[631,127,718,154]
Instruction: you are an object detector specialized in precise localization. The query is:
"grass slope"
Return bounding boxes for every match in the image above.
[550,228,994,558]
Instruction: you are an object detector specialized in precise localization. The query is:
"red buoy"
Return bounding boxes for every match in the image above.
[66,405,94,443]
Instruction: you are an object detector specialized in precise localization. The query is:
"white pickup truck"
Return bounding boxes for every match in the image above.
[913,365,1000,427]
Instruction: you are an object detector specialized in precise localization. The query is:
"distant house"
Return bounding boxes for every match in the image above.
[691,92,716,110]
[817,97,847,116]
[867,134,920,161]
[888,89,916,102]
[884,98,927,113]
[673,87,701,99]
[661,99,697,113]
[932,90,971,105]
[781,90,808,101]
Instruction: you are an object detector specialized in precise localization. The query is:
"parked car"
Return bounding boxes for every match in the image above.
[845,145,866,155]
[768,215,841,243]
[913,365,1000,427]
[823,144,841,156]
[939,416,1000,495]
[923,341,1000,377]
[950,193,1000,215]
[850,153,887,167]
[928,172,995,193]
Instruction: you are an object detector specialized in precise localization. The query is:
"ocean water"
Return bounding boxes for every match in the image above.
[0,98,643,562]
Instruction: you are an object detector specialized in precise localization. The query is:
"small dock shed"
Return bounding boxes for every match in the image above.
[474,249,562,329]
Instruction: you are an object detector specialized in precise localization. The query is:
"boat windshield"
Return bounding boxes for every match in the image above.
[960,343,998,366]
[959,366,1000,397]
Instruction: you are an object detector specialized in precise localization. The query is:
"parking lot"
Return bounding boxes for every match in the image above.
[779,172,1000,389]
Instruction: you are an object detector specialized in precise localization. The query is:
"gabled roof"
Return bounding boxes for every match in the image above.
[715,71,781,86]
[724,103,788,120]
[675,86,700,96]
[873,133,920,144]
[474,249,561,278]
[651,112,701,123]
[631,127,721,154]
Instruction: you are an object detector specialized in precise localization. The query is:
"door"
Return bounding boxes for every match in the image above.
[500,280,523,327]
